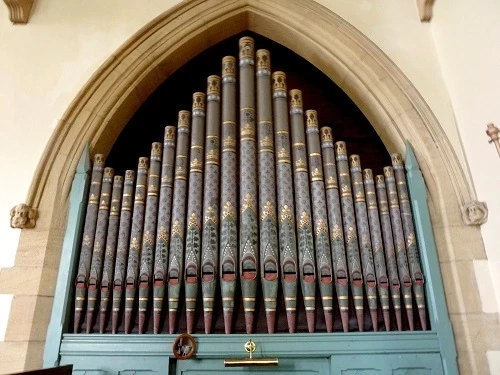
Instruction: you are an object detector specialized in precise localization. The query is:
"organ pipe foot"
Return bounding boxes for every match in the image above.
[383,309,391,331]
[153,312,161,334]
[186,311,195,334]
[395,308,402,331]
[266,311,276,334]
[356,311,364,332]
[370,310,378,332]
[73,311,82,334]
[124,310,132,334]
[419,309,427,331]
[204,312,213,334]
[286,311,296,333]
[224,311,233,334]
[306,311,315,333]
[99,312,107,334]
[324,311,333,333]
[112,312,119,334]
[406,307,414,331]
[169,311,177,334]
[85,312,94,334]
[138,312,146,334]
[244,312,254,334]
[340,311,349,332]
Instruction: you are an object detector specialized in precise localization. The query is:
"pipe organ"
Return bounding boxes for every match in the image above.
[73,36,428,335]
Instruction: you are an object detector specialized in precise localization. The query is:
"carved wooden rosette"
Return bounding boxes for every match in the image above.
[272,71,298,333]
[239,36,259,334]
[99,175,124,333]
[335,142,364,331]
[167,111,191,334]
[375,174,402,331]
[349,155,378,330]
[111,170,135,333]
[184,92,206,333]
[305,110,334,333]
[320,127,349,332]
[124,157,149,333]
[289,90,316,333]
[219,56,238,334]
[384,166,414,331]
[85,167,114,333]
[392,154,427,330]
[201,76,221,334]
[136,143,163,333]
[256,49,279,334]
[152,126,176,333]
[362,168,391,331]
[74,153,105,333]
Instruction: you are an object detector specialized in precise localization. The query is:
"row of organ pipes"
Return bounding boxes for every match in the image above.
[73,37,427,335]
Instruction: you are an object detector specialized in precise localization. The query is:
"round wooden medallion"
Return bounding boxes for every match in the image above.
[173,333,196,360]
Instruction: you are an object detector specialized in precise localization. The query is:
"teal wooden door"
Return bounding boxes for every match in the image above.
[176,358,330,375]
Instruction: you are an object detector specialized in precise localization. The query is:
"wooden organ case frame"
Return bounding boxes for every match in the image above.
[41,7,461,375]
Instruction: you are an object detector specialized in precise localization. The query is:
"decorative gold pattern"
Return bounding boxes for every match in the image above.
[321,127,333,142]
[349,155,360,167]
[306,110,318,127]
[239,36,254,60]
[332,224,343,240]
[190,158,203,170]
[277,148,290,159]
[256,49,271,70]
[207,75,220,94]
[241,123,255,138]
[315,218,328,236]
[259,136,273,148]
[280,204,294,224]
[289,89,302,108]
[272,71,287,91]
[130,237,140,250]
[346,227,356,243]
[261,201,276,221]
[204,205,219,225]
[242,193,256,213]
[138,157,149,170]
[299,211,311,228]
[391,153,403,166]
[188,212,201,231]
[164,126,176,141]
[171,220,183,238]
[223,135,236,148]
[192,92,205,111]
[222,201,236,221]
[143,231,154,246]
[222,56,236,76]
[157,227,169,243]
[335,141,346,155]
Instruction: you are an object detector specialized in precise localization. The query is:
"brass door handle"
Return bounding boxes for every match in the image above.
[224,340,279,367]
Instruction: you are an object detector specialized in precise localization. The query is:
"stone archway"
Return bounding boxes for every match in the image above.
[5,0,489,372]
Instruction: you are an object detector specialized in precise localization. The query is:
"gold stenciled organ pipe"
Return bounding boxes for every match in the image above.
[320,127,349,332]
[112,170,135,333]
[184,92,206,334]
[152,126,177,334]
[289,89,316,333]
[219,56,238,334]
[99,175,124,333]
[305,110,334,333]
[272,71,298,333]
[239,36,259,334]
[168,111,191,334]
[256,49,279,334]
[124,157,149,333]
[74,154,105,333]
[201,76,221,334]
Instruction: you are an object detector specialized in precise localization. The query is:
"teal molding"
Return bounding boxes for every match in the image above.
[405,141,459,375]
[60,332,441,359]
[43,144,91,368]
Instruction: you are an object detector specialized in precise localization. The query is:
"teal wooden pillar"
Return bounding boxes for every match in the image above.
[43,145,91,368]
[405,142,459,375]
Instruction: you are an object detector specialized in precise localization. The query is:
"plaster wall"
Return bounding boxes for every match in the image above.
[432,0,500,313]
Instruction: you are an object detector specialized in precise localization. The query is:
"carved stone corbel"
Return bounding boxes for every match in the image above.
[461,201,488,226]
[10,204,37,229]
[417,0,435,22]
[3,0,34,24]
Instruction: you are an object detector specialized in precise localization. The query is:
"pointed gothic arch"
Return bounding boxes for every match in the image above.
[10,0,485,372]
